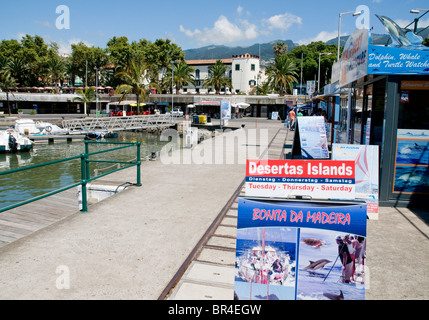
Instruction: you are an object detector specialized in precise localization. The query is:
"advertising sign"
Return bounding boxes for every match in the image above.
[332,144,379,216]
[367,45,429,75]
[234,198,367,300]
[297,116,329,159]
[393,129,429,194]
[245,159,356,200]
[306,81,315,95]
[340,28,369,87]
[221,100,231,119]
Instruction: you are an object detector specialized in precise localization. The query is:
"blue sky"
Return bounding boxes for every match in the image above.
[0,0,428,55]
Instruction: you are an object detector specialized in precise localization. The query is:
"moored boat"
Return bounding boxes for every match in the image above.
[0,129,34,153]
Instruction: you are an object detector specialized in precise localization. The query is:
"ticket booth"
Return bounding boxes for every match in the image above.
[330,26,429,207]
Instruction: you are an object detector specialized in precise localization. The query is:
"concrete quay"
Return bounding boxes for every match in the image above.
[0,118,428,300]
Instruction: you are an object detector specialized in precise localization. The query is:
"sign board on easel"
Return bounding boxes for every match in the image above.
[235,159,367,300]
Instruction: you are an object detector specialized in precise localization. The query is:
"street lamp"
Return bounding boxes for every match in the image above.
[337,10,363,61]
[410,9,429,33]
[94,66,99,118]
[170,60,179,122]
[318,53,332,92]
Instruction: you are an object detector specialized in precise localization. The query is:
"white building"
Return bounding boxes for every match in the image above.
[183,53,264,95]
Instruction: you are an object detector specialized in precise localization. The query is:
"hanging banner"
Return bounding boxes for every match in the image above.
[340,28,369,87]
[246,159,356,200]
[234,198,367,300]
[332,144,379,217]
[367,45,429,75]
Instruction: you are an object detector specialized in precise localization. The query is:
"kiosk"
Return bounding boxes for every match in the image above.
[324,17,429,207]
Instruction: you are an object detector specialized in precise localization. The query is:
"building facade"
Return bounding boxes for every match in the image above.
[184,53,264,95]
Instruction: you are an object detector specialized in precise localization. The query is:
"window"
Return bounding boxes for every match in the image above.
[251,64,255,71]
[195,69,200,80]
[235,64,240,71]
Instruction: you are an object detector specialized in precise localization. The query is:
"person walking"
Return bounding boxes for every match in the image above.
[289,108,296,131]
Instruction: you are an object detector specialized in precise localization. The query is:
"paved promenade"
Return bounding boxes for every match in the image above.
[0,118,428,300]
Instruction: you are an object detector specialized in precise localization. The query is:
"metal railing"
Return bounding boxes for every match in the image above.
[0,141,141,214]
[62,114,173,133]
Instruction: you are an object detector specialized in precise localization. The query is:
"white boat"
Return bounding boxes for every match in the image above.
[14,119,40,135]
[14,119,68,135]
[0,129,34,153]
[236,245,294,286]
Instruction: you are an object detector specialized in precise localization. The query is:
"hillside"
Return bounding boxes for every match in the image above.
[184,40,297,62]
[184,30,429,62]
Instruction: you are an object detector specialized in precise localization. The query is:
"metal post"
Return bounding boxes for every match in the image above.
[80,154,88,213]
[85,140,90,180]
[136,142,142,186]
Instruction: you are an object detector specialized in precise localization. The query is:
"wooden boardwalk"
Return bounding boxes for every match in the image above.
[0,188,80,248]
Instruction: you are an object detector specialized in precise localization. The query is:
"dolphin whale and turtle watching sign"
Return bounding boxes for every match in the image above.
[234,160,367,300]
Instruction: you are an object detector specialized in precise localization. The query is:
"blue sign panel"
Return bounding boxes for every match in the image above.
[367,44,429,75]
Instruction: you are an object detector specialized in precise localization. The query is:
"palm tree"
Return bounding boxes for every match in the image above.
[73,87,95,116]
[266,55,298,95]
[165,62,196,93]
[273,42,288,57]
[47,57,66,91]
[115,59,155,114]
[0,72,17,116]
[202,60,232,94]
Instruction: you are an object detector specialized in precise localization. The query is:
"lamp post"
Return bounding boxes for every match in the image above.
[337,10,363,61]
[94,66,99,118]
[170,60,179,122]
[318,52,332,92]
[410,9,429,33]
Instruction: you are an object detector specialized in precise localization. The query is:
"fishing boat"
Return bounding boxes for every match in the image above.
[0,128,34,153]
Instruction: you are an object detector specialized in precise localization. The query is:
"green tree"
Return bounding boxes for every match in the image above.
[266,55,298,95]
[115,59,156,114]
[73,87,96,116]
[202,60,232,94]
[164,62,195,93]
[273,41,289,57]
[69,42,109,86]
[287,42,337,88]
[0,72,17,115]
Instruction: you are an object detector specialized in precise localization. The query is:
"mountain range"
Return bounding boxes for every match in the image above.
[184,29,429,62]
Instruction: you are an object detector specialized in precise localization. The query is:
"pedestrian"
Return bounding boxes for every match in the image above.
[336,235,353,283]
[289,108,296,131]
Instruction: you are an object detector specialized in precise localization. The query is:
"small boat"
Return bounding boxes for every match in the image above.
[14,119,68,135]
[84,131,118,140]
[14,119,40,135]
[0,128,34,153]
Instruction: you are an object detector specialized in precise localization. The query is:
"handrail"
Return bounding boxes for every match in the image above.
[0,140,141,214]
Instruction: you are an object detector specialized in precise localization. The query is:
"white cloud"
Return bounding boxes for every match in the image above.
[263,12,302,32]
[180,15,258,45]
[297,30,341,45]
[237,6,243,15]
[35,21,52,28]
[58,39,94,56]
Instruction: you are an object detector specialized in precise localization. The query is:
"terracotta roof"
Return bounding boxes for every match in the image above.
[186,58,233,65]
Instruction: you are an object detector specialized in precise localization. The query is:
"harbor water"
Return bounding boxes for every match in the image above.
[0,130,181,211]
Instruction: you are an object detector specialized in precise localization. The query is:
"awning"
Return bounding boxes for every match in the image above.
[232,102,250,109]
[195,101,221,106]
